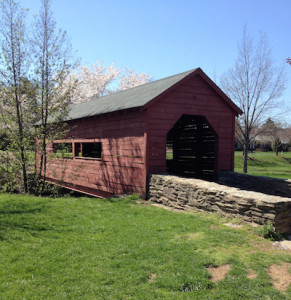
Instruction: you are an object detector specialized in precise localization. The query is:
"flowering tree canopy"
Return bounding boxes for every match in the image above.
[69,60,152,104]
[118,68,152,91]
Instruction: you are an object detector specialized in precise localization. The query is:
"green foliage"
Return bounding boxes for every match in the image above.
[41,182,78,198]
[0,152,21,192]
[0,0,77,195]
[257,221,284,241]
[0,194,290,299]
[0,151,36,193]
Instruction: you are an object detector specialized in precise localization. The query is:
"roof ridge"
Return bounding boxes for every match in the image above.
[71,68,197,107]
[35,67,241,124]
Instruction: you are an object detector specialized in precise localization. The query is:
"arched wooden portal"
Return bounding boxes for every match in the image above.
[166,115,217,180]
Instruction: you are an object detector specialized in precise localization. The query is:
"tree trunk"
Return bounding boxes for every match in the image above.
[243,146,248,173]
[14,86,28,193]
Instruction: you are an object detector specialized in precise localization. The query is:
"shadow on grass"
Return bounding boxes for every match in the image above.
[106,194,140,204]
[0,207,43,215]
[0,200,52,241]
[219,171,291,198]
[282,157,291,164]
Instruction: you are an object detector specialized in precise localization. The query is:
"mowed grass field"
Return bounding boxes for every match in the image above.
[234,151,291,179]
[0,194,290,299]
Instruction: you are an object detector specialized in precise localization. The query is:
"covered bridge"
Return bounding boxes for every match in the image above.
[43,68,242,198]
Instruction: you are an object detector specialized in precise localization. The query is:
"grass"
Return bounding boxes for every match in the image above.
[0,193,290,299]
[234,151,291,179]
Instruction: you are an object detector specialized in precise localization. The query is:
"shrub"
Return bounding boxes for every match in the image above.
[0,151,23,193]
[257,221,283,241]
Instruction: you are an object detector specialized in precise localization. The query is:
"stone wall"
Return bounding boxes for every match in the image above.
[149,174,291,234]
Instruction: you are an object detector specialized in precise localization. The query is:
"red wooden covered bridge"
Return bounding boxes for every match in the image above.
[43,68,242,198]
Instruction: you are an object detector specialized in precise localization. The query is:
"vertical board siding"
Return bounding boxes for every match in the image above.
[44,111,147,197]
[147,74,235,174]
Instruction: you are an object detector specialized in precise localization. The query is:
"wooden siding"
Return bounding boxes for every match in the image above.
[44,111,147,197]
[146,74,235,174]
[42,72,238,198]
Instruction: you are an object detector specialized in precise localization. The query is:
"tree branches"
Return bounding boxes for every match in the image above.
[0,0,30,192]
[221,26,287,173]
[0,0,76,194]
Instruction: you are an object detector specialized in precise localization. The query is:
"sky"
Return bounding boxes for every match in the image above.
[23,0,291,124]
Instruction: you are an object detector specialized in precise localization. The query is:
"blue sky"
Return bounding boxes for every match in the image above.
[24,0,291,123]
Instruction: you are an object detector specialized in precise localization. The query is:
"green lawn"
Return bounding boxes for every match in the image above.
[0,194,290,299]
[235,151,291,179]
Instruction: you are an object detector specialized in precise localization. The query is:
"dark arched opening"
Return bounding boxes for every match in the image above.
[166,115,217,180]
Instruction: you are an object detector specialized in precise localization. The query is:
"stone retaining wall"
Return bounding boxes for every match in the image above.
[149,174,291,234]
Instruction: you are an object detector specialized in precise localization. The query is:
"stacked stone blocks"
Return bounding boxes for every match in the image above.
[149,174,291,234]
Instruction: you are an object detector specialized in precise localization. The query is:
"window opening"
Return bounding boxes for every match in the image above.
[75,142,102,159]
[53,143,73,158]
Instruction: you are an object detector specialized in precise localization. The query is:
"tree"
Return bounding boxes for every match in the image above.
[69,61,152,104]
[261,118,283,156]
[221,26,286,173]
[118,68,152,91]
[272,137,282,156]
[69,60,120,103]
[31,0,76,194]
[0,0,31,192]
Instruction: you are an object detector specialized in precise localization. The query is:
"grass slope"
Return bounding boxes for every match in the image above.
[235,151,291,179]
[0,194,290,299]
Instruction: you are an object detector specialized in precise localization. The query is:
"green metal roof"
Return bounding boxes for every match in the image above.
[65,68,197,121]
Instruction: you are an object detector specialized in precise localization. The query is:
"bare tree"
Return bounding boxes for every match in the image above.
[31,0,76,194]
[0,0,30,192]
[221,26,286,173]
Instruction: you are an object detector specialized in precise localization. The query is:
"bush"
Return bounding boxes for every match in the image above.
[0,151,23,193]
[257,221,283,241]
[0,151,36,194]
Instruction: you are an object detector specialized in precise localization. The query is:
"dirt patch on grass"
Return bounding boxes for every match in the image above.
[247,269,257,279]
[249,239,274,254]
[148,273,157,283]
[151,203,191,213]
[272,240,291,251]
[172,232,204,243]
[249,238,291,255]
[223,223,243,229]
[184,232,204,239]
[207,264,230,283]
[209,225,219,229]
[268,263,291,292]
